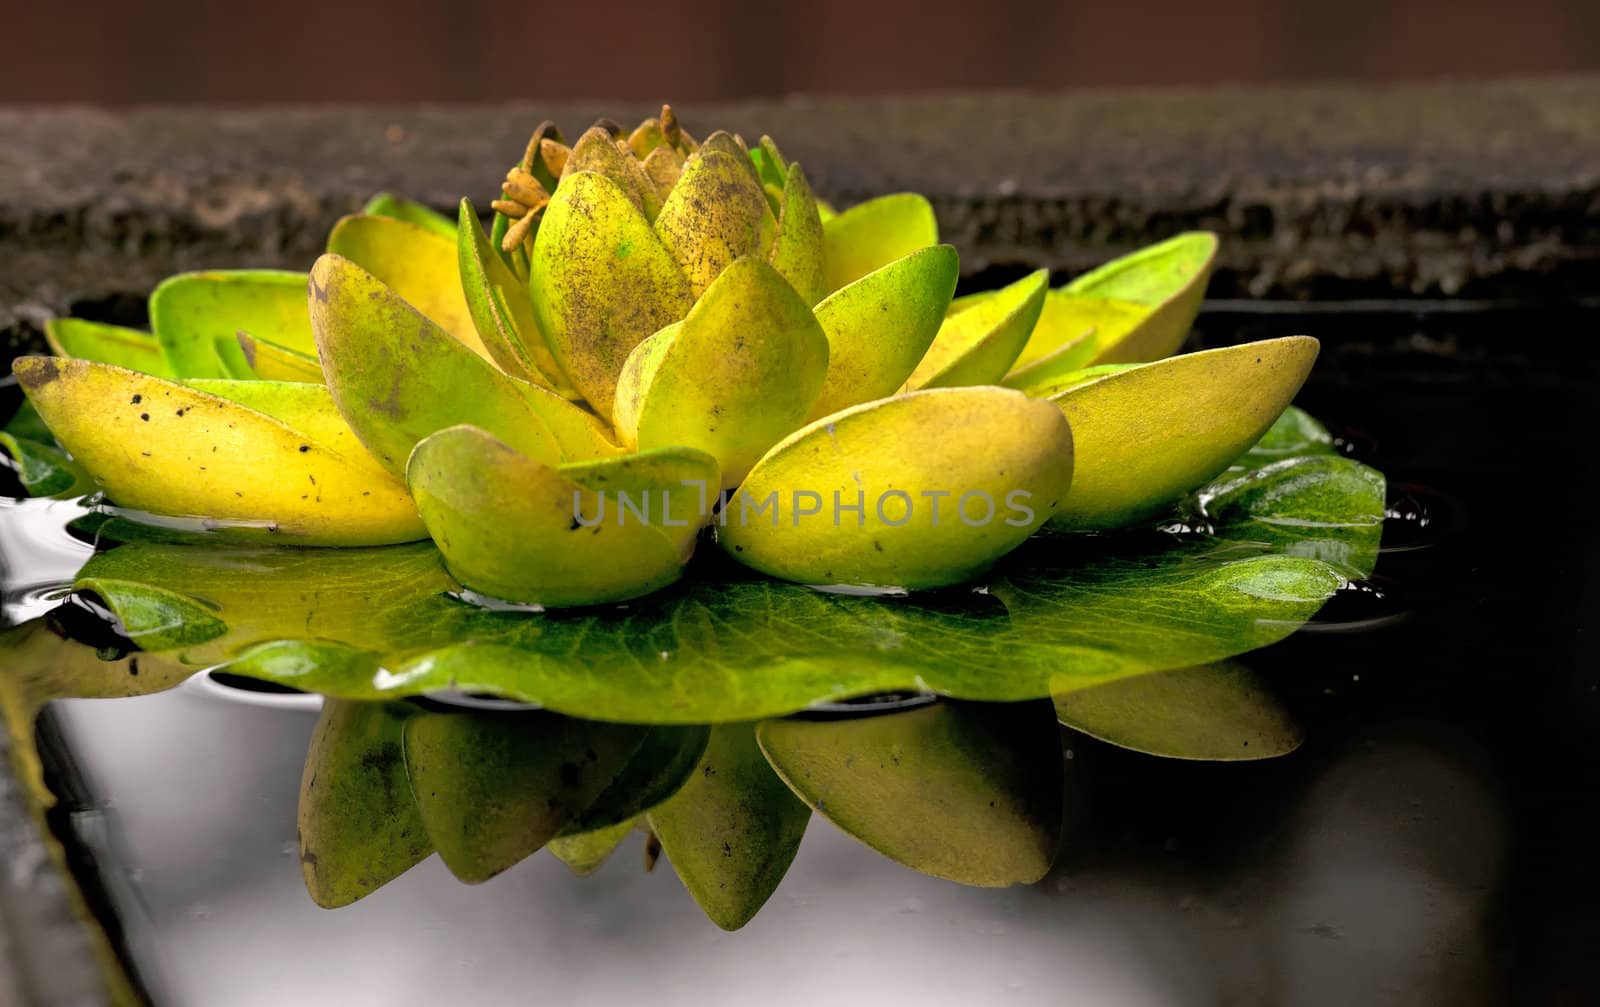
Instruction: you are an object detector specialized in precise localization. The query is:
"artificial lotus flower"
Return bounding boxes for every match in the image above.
[10,104,1319,608]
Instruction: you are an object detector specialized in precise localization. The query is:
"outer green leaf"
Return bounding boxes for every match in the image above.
[402,710,647,883]
[1050,337,1319,529]
[720,386,1072,589]
[653,148,777,298]
[67,421,1382,723]
[0,402,87,497]
[648,724,810,930]
[823,193,938,293]
[904,269,1047,390]
[361,193,457,238]
[613,257,829,487]
[808,245,958,420]
[308,253,562,474]
[530,172,695,421]
[149,270,312,379]
[298,700,432,907]
[44,318,175,378]
[1053,661,1301,761]
[757,702,1061,886]
[407,424,717,607]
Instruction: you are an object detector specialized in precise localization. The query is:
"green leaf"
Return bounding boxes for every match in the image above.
[64,414,1381,723]
[822,194,938,294]
[1053,661,1302,761]
[0,401,87,497]
[561,725,710,834]
[757,701,1061,885]
[298,700,432,907]
[648,723,810,930]
[402,709,648,883]
[149,271,313,379]
[308,253,563,475]
[45,318,176,378]
[360,193,457,239]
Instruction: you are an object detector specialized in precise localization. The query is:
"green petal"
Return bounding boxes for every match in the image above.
[653,148,777,298]
[1002,294,1150,392]
[564,125,662,221]
[748,135,789,191]
[1054,661,1301,761]
[808,245,958,419]
[904,269,1047,390]
[298,700,431,907]
[719,386,1073,589]
[1061,232,1218,365]
[149,270,311,379]
[14,357,423,545]
[402,710,647,883]
[44,318,175,378]
[561,725,710,834]
[361,192,457,239]
[235,332,322,382]
[530,172,694,421]
[757,702,1061,886]
[613,257,829,487]
[1050,337,1319,529]
[308,253,562,475]
[326,214,491,359]
[406,424,717,607]
[767,164,827,305]
[456,197,574,395]
[822,193,938,293]
[548,819,637,876]
[648,724,810,931]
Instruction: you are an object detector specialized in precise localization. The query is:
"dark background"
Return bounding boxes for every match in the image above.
[6,0,1600,103]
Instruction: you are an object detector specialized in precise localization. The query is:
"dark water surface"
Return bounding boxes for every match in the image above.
[6,301,1598,1006]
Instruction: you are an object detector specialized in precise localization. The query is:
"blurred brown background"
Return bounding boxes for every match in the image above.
[5,0,1598,103]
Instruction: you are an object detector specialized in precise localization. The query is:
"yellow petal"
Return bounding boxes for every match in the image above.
[1061,232,1218,365]
[718,386,1073,589]
[236,331,323,382]
[326,214,491,360]
[407,425,718,607]
[614,258,828,487]
[529,172,694,421]
[1049,336,1319,529]
[767,164,827,306]
[563,125,663,221]
[808,245,958,420]
[904,269,1046,390]
[822,193,938,293]
[1003,293,1150,391]
[14,357,422,545]
[653,148,777,298]
[309,254,563,475]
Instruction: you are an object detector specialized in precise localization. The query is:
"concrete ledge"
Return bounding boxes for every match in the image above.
[3,81,1600,328]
